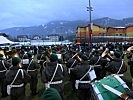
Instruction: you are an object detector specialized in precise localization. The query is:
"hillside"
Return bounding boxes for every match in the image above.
[0,17,133,38]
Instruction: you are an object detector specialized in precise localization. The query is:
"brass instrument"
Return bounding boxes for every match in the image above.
[121,46,133,56]
[0,50,6,59]
[72,53,82,62]
[12,52,20,58]
[12,51,22,68]
[123,51,128,55]
[5,50,12,59]
[126,46,133,59]
[45,49,52,62]
[45,49,52,57]
[127,46,133,52]
[101,50,114,61]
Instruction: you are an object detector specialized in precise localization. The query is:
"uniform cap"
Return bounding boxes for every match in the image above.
[50,54,58,62]
[27,52,33,58]
[12,57,21,65]
[52,50,56,53]
[114,51,121,58]
[0,53,3,58]
[42,88,62,100]
[81,54,88,61]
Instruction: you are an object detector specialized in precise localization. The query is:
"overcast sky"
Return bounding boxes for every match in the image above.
[0,0,132,30]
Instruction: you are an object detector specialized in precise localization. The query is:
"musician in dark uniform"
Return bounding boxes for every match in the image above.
[127,50,133,89]
[89,49,107,79]
[88,48,96,59]
[22,52,40,96]
[6,57,30,100]
[106,51,127,76]
[41,53,68,100]
[66,53,81,92]
[0,53,12,97]
[37,52,46,76]
[71,54,92,100]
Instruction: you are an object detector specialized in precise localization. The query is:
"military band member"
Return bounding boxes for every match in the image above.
[106,51,127,77]
[6,57,30,100]
[66,55,79,75]
[41,53,67,100]
[89,49,106,79]
[127,50,133,89]
[88,48,96,59]
[66,53,80,92]
[25,52,40,96]
[37,52,46,76]
[0,53,11,97]
[63,50,73,64]
[71,54,91,100]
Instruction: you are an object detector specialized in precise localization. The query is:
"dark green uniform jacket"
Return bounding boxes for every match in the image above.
[6,66,30,96]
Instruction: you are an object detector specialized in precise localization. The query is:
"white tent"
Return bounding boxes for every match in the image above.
[30,40,72,46]
[0,36,14,44]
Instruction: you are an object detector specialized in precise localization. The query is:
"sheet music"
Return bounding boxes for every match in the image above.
[22,59,29,64]
[56,54,62,59]
[89,69,96,81]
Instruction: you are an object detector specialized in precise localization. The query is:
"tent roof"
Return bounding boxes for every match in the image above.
[0,36,14,44]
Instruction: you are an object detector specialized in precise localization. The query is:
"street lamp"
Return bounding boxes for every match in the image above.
[80,28,81,43]
[87,0,93,48]
[87,0,93,26]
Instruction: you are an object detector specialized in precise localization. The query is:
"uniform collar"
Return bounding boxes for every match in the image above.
[10,66,20,70]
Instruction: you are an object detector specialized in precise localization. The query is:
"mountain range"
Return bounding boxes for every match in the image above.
[0,17,133,38]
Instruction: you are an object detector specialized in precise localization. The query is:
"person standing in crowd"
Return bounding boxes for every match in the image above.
[23,52,40,96]
[41,53,68,100]
[66,52,81,92]
[127,50,133,89]
[6,57,30,100]
[0,53,12,97]
[71,54,92,100]
[89,49,107,80]
[37,52,46,76]
[106,50,127,77]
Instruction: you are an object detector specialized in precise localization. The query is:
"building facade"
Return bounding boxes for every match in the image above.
[17,35,28,42]
[76,24,106,43]
[48,34,59,42]
[126,26,133,36]
[76,26,89,43]
[125,26,133,42]
[76,24,133,43]
[32,35,41,40]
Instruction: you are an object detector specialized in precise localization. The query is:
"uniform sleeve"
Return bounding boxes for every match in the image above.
[128,59,133,66]
[5,71,14,84]
[62,65,70,81]
[122,62,127,73]
[23,70,31,83]
[70,65,79,81]
[89,57,96,65]
[4,61,12,69]
[33,61,40,69]
[105,61,114,73]
[41,68,48,83]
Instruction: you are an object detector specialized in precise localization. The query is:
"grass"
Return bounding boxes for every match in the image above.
[1,56,132,100]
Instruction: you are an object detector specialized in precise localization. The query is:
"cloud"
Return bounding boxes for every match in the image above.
[92,0,133,19]
[0,0,132,29]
